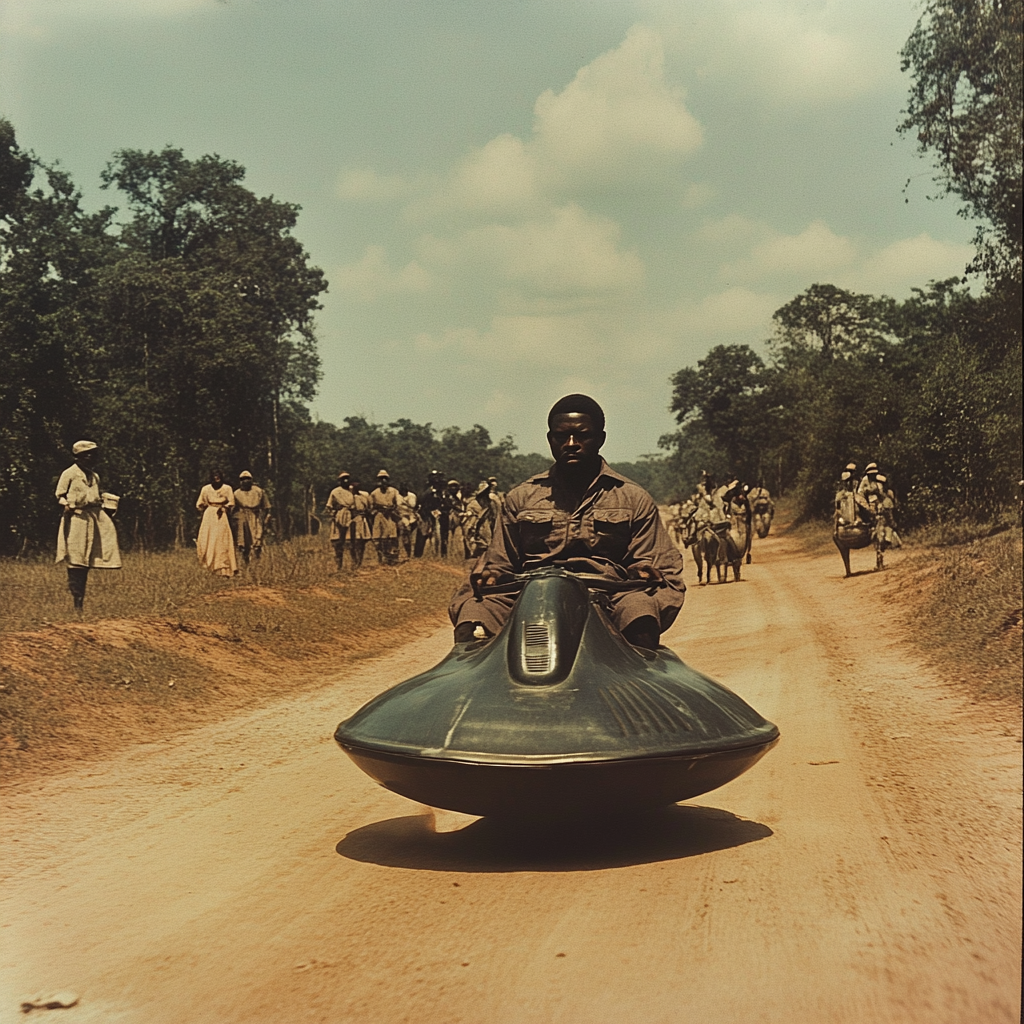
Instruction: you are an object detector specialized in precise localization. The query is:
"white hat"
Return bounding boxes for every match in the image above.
[72,440,97,455]
[376,469,390,478]
[239,470,253,479]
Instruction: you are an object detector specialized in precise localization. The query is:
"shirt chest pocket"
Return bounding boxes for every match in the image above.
[515,510,560,554]
[588,508,631,559]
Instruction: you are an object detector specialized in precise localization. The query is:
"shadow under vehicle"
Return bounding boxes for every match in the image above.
[335,569,779,819]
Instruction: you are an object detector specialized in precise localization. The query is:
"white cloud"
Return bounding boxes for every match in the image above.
[676,287,780,335]
[337,168,406,203]
[426,24,703,221]
[720,219,858,281]
[461,205,644,297]
[701,217,972,297]
[334,246,431,302]
[843,234,973,295]
[2,0,215,33]
[448,134,540,215]
[532,25,703,187]
[415,315,600,365]
[649,0,896,104]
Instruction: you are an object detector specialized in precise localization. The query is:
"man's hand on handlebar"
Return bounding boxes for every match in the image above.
[472,570,516,593]
[627,564,665,584]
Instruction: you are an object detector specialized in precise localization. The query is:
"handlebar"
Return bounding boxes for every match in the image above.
[474,569,665,596]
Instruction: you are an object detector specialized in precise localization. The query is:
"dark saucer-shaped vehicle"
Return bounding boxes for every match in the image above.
[335,569,779,818]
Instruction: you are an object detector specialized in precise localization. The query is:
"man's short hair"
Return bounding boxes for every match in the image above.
[547,394,605,431]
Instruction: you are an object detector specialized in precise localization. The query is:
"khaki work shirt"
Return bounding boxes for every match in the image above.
[369,486,400,539]
[325,486,356,541]
[472,460,684,587]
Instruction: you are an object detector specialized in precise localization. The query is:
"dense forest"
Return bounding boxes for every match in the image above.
[1,0,1020,552]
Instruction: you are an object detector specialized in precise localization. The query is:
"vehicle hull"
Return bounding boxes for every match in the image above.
[340,738,779,818]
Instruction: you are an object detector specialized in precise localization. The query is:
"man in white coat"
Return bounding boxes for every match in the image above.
[55,440,121,612]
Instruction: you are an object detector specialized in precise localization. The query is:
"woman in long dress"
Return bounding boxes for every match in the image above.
[196,469,237,576]
[55,440,121,611]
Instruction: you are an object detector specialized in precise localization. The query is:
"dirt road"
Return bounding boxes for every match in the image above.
[2,529,1021,1023]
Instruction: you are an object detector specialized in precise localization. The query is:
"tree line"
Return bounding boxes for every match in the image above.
[0,125,551,555]
[659,0,1021,526]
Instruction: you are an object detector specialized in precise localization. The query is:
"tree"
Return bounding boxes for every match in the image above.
[770,284,892,361]
[900,0,1023,285]
[668,344,768,482]
[87,147,328,543]
[0,121,116,552]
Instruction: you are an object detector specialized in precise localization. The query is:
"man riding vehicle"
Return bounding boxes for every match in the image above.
[449,394,685,650]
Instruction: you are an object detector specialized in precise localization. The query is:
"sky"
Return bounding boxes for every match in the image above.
[0,0,975,462]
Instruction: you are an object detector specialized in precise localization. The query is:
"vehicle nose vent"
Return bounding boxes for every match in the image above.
[523,623,552,673]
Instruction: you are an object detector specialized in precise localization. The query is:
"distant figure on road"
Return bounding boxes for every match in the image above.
[748,483,775,539]
[196,469,237,576]
[325,471,355,570]
[414,471,446,557]
[233,470,271,565]
[461,481,494,558]
[55,440,121,612]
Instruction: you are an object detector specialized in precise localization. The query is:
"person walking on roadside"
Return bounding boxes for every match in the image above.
[196,469,237,576]
[396,483,418,560]
[442,479,464,558]
[834,470,869,527]
[413,471,445,557]
[232,470,271,565]
[350,478,372,568]
[369,470,401,565]
[875,473,902,549]
[324,471,355,570]
[462,481,494,558]
[55,440,121,612]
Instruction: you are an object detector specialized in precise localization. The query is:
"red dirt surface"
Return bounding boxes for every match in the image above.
[1,528,1020,1023]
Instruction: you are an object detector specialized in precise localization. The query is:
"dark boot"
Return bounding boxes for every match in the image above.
[67,567,88,612]
[622,616,660,650]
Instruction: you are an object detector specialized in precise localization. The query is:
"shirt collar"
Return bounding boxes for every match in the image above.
[527,458,624,487]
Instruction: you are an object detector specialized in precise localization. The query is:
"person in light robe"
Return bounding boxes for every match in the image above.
[196,469,237,576]
[55,440,121,612]
[232,470,271,565]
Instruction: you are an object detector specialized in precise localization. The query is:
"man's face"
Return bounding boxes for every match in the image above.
[240,478,252,490]
[77,450,98,470]
[547,413,605,467]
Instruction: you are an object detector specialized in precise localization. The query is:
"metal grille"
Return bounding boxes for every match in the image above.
[523,623,551,673]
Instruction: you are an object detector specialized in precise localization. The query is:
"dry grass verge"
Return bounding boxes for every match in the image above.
[0,540,466,782]
[887,529,1022,703]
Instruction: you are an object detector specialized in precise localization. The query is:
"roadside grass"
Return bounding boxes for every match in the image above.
[891,528,1023,703]
[0,538,468,783]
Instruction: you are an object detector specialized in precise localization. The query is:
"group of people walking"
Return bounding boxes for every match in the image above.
[195,469,272,576]
[668,472,775,553]
[834,460,901,549]
[324,469,504,570]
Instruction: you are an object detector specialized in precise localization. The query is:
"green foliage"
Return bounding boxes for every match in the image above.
[0,130,328,552]
[663,278,1021,525]
[900,0,1023,286]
